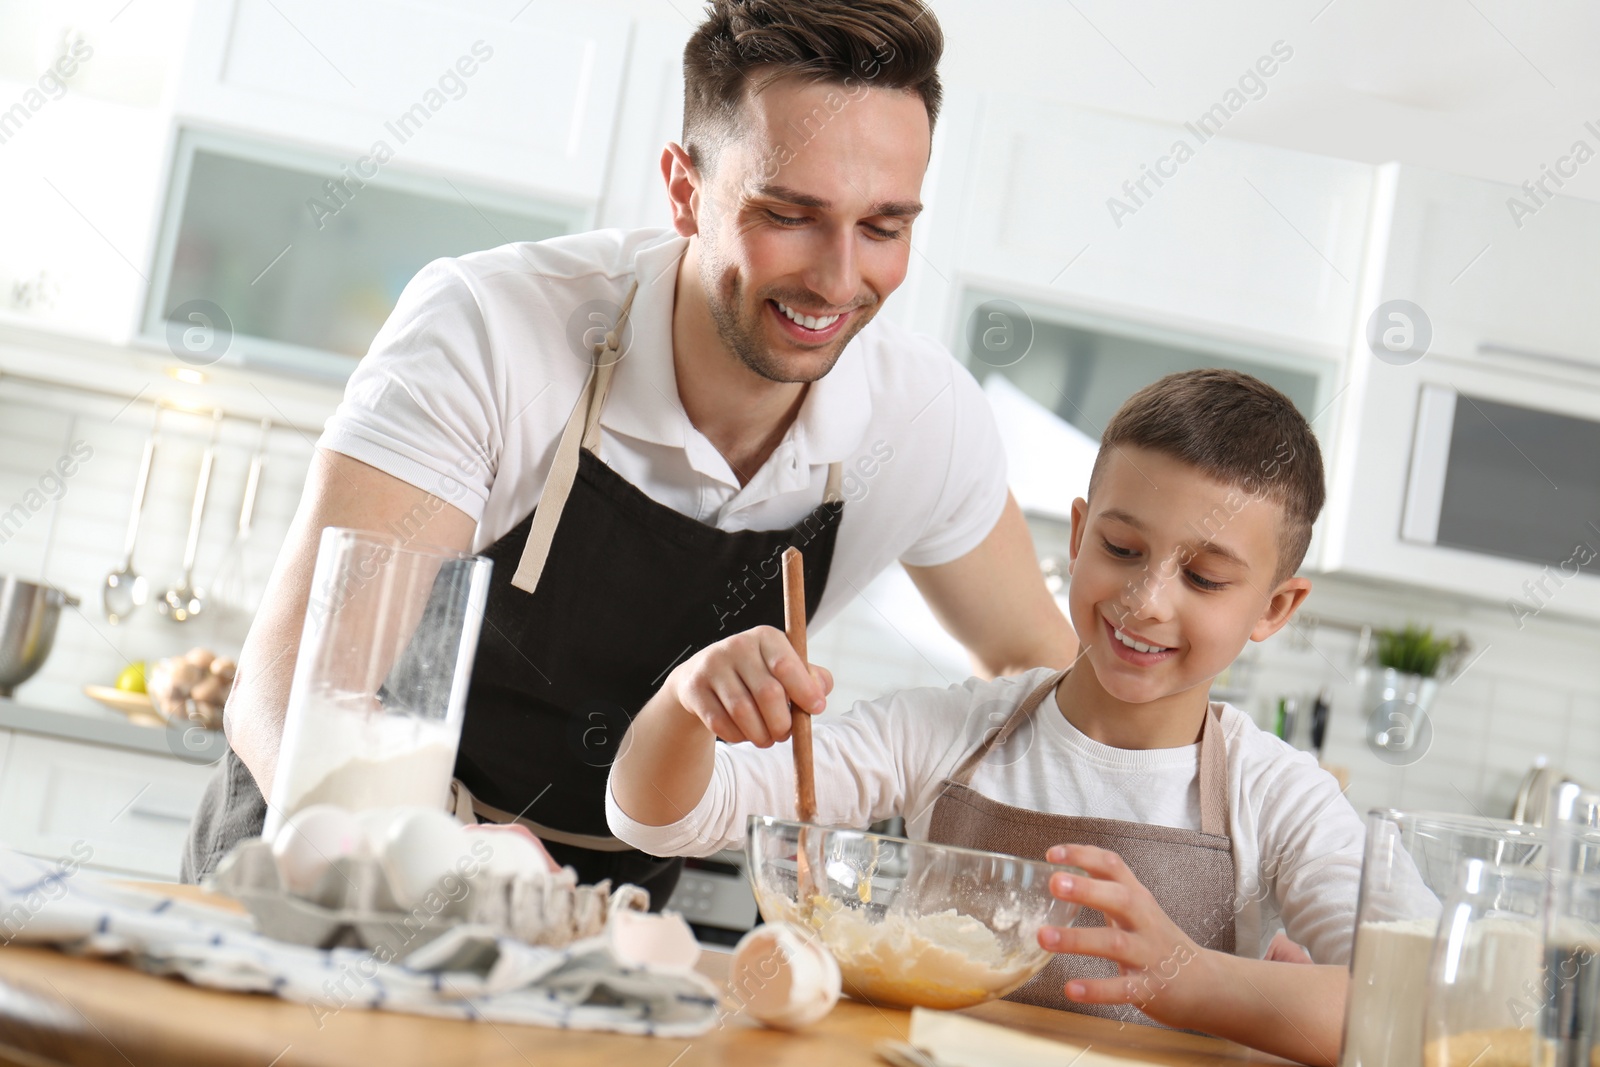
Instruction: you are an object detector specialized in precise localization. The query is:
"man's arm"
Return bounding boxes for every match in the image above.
[903,493,1077,678]
[224,449,476,800]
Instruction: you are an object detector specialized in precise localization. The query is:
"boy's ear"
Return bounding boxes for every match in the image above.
[1250,576,1312,642]
[1067,497,1089,575]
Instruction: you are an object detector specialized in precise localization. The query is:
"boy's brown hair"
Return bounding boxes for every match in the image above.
[1087,369,1326,581]
[681,0,944,174]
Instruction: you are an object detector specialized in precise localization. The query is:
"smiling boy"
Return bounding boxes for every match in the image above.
[608,370,1364,1065]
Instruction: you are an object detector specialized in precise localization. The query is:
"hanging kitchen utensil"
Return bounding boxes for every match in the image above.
[103,404,161,624]
[210,417,270,627]
[158,409,223,623]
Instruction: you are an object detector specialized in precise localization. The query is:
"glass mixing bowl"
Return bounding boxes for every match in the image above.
[745,815,1083,1011]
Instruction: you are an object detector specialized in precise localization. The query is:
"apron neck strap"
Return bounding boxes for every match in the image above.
[947,669,1067,787]
[947,669,1231,838]
[510,280,639,594]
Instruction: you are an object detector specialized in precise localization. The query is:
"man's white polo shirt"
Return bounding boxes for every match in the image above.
[319,227,1008,629]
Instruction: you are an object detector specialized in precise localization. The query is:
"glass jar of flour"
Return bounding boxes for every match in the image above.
[262,528,492,841]
[1341,810,1544,1067]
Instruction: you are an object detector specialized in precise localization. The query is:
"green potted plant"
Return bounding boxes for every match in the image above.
[1366,624,1467,759]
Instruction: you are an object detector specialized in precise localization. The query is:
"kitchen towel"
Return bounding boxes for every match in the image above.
[0,845,721,1036]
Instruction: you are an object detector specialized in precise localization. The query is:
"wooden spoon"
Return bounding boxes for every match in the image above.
[782,546,819,913]
[782,546,817,823]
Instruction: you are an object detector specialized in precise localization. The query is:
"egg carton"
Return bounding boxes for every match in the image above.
[206,838,650,958]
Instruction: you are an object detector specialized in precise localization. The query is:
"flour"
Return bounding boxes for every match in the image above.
[1344,916,1542,1067]
[266,691,459,838]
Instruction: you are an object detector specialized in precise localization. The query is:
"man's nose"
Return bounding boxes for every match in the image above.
[802,224,860,310]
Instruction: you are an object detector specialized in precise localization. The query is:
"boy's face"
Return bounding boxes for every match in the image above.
[1067,446,1311,707]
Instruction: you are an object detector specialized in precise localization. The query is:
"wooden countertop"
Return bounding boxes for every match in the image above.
[0,882,1295,1067]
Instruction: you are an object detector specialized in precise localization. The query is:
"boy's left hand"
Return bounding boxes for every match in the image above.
[1037,843,1218,1028]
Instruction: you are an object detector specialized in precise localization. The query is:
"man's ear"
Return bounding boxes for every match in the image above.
[1251,576,1312,642]
[661,143,701,237]
[1067,497,1089,576]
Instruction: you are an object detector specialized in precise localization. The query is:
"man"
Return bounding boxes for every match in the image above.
[181,0,1077,904]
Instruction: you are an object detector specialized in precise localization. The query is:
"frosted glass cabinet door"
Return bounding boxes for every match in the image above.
[955,287,1330,438]
[143,129,586,378]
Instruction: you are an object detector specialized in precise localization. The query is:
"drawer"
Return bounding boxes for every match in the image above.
[0,733,218,881]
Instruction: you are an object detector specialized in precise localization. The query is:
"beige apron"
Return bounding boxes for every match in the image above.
[927,668,1237,1027]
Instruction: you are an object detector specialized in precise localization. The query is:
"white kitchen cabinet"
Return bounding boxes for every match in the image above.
[903,93,1373,358]
[174,0,631,203]
[0,89,169,343]
[595,14,690,231]
[0,733,217,881]
[1373,163,1600,368]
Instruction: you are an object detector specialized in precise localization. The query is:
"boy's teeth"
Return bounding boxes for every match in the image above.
[1113,627,1168,654]
[777,301,840,330]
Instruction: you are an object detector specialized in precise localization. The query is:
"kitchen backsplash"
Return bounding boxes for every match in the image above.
[2,369,1594,824]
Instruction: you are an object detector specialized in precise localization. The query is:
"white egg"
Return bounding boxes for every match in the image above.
[357,805,438,854]
[380,808,477,907]
[730,923,841,1030]
[462,825,551,879]
[271,805,367,896]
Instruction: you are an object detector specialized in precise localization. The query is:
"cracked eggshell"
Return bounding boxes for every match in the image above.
[730,923,841,1030]
[607,910,701,973]
[462,823,559,877]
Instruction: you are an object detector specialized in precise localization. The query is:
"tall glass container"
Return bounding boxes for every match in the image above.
[1423,859,1543,1067]
[1341,810,1544,1067]
[262,528,492,840]
[1538,788,1600,1067]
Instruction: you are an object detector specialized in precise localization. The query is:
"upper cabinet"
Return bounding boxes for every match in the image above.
[901,93,1374,359]
[173,0,633,203]
[1371,163,1600,369]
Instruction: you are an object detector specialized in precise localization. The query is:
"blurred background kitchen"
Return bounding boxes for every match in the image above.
[1,0,1597,926]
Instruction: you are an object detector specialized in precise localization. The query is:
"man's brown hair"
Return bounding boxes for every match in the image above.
[681,0,944,174]
[1087,369,1327,581]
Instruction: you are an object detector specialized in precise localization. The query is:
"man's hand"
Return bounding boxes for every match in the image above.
[667,625,833,746]
[1036,843,1216,1027]
[610,626,832,828]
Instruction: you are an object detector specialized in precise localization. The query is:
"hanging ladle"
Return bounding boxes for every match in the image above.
[103,405,161,625]
[158,409,223,623]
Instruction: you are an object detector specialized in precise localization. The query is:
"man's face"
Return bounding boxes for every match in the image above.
[1067,446,1300,707]
[685,76,931,383]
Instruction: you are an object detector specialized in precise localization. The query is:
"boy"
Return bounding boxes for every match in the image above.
[607,370,1362,1066]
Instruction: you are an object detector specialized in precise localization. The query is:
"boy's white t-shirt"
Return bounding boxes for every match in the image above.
[605,667,1367,965]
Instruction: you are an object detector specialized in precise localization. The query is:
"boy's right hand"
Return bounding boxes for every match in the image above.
[666,625,833,747]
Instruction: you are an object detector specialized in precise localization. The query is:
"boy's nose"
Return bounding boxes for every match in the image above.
[1120,564,1175,623]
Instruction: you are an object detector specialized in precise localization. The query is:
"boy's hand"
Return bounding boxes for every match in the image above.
[667,626,833,747]
[1036,843,1218,1028]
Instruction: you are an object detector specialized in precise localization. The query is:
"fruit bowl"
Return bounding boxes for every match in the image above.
[745,816,1082,1011]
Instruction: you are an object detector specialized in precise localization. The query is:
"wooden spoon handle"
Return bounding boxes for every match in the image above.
[782,546,817,825]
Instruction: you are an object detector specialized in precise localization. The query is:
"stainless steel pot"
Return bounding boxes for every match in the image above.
[0,576,79,698]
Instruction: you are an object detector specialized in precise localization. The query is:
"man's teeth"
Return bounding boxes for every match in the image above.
[1113,627,1170,654]
[776,301,841,330]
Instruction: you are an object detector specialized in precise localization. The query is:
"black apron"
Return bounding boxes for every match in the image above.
[184,278,845,912]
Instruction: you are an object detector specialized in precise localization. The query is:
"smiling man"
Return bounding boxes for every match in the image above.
[181,0,1077,902]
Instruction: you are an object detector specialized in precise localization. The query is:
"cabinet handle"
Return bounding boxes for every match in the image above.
[127,803,193,823]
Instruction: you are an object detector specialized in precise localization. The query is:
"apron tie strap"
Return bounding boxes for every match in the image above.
[511,280,639,594]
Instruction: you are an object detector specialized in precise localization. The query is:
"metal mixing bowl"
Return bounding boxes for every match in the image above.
[746,815,1082,1011]
[0,576,78,698]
